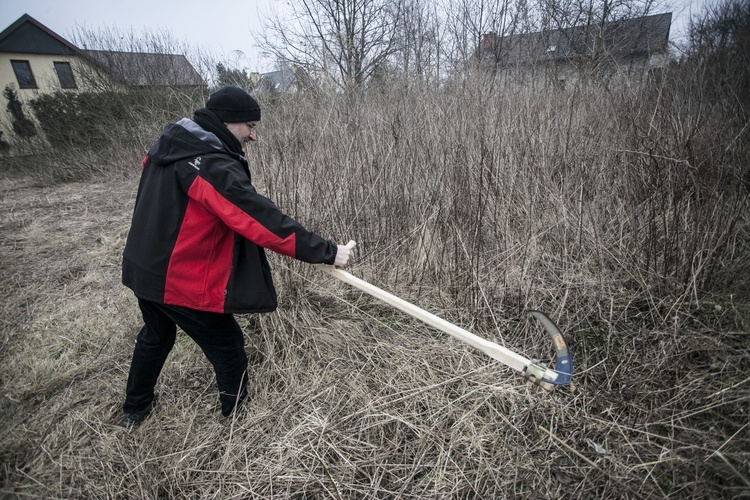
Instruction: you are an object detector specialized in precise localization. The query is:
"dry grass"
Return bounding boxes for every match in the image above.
[0,75,749,499]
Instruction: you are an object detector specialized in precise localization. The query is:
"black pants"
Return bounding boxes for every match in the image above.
[124,298,248,417]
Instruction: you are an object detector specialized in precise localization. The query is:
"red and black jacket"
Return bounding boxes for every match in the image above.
[122,118,337,313]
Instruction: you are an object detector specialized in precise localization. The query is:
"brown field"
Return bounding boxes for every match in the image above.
[0,76,748,498]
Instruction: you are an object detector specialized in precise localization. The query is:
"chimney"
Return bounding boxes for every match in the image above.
[481,32,497,54]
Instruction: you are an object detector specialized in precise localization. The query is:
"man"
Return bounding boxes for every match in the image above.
[120,86,352,428]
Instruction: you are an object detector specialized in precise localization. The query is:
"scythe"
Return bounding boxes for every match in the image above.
[317,242,573,390]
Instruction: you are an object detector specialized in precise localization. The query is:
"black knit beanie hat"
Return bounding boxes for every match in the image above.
[206,86,261,123]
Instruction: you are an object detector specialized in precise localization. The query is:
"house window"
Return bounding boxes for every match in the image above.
[11,60,37,89]
[54,62,77,89]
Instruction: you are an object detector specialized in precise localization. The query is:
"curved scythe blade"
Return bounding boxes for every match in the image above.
[527,310,573,385]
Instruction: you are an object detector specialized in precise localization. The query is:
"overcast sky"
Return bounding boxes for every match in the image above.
[1,0,707,73]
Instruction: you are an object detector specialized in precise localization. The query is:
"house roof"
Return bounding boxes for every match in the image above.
[0,14,78,55]
[255,67,297,93]
[253,65,316,94]
[484,12,672,65]
[81,50,205,87]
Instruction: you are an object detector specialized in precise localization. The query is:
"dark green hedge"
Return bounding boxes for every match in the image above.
[29,88,204,149]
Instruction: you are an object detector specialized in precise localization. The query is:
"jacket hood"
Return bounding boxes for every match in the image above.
[147,118,244,166]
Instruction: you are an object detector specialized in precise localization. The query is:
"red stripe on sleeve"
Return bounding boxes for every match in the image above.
[188,176,297,258]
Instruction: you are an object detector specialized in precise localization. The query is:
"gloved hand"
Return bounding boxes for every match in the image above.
[334,242,355,268]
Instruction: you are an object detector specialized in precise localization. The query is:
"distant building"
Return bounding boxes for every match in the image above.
[479,12,672,87]
[252,64,315,95]
[0,14,205,143]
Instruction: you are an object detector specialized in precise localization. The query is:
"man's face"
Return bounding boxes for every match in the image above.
[225,121,258,145]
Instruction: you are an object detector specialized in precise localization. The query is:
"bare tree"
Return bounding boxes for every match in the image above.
[394,0,443,82]
[68,24,216,87]
[684,0,750,119]
[687,0,750,58]
[535,0,663,62]
[260,0,403,91]
[443,0,528,74]
[537,0,659,30]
